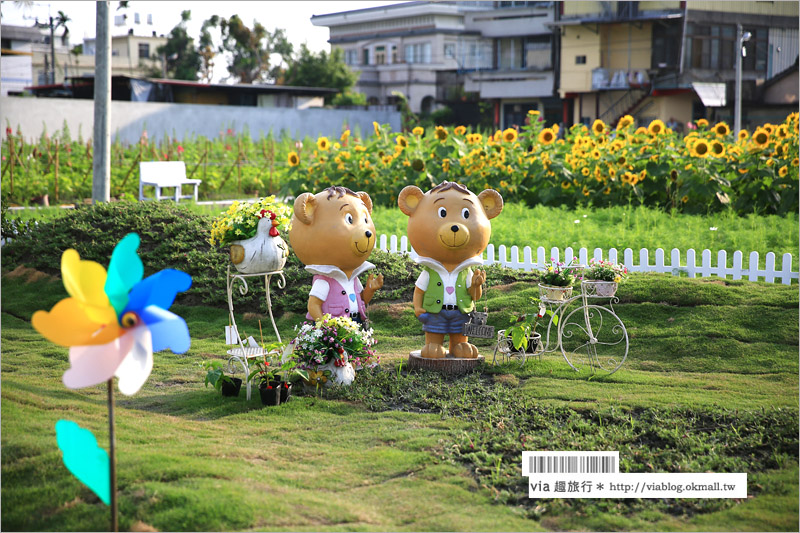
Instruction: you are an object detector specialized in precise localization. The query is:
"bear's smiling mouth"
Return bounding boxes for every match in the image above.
[354,240,370,254]
[439,233,468,248]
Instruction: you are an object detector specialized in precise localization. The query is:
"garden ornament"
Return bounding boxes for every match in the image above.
[31,233,192,531]
[398,181,503,359]
[289,186,384,324]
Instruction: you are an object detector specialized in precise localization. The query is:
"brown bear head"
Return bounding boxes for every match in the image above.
[398,181,503,271]
[289,186,377,276]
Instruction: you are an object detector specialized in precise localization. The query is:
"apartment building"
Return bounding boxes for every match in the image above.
[1,23,166,95]
[311,1,560,128]
[556,1,799,128]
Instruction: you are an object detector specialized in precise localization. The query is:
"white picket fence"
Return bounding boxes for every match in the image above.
[377,234,798,285]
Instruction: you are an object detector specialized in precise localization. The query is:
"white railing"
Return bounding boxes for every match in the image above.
[377,234,798,285]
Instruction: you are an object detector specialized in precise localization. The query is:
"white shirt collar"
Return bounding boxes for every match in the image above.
[304,262,375,283]
[414,255,483,278]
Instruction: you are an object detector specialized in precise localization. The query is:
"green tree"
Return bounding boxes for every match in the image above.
[208,15,292,84]
[157,10,202,80]
[282,45,358,103]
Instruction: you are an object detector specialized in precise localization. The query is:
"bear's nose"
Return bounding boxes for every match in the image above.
[450,225,459,233]
[365,230,372,238]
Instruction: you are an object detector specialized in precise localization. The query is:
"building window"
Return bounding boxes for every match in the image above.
[576,55,586,64]
[652,22,681,68]
[138,43,150,59]
[344,49,358,65]
[363,48,370,65]
[375,45,386,65]
[685,23,767,72]
[444,43,456,59]
[134,12,141,24]
[405,42,431,64]
[392,45,398,64]
[498,36,551,70]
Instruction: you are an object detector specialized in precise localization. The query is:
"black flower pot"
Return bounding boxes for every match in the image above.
[279,381,293,403]
[221,377,242,397]
[259,381,281,406]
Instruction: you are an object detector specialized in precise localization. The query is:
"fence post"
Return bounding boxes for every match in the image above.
[686,249,696,278]
[379,234,387,252]
[523,246,533,271]
[781,253,793,285]
[485,244,496,266]
[655,248,666,273]
[608,248,618,264]
[498,244,508,267]
[717,250,728,280]
[54,139,59,202]
[732,251,743,280]
[764,252,776,283]
[639,248,650,274]
[748,251,760,282]
[537,246,546,268]
[624,248,634,272]
[550,247,560,265]
[237,138,242,196]
[701,249,712,278]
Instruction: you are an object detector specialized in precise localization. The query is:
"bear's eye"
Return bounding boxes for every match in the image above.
[461,207,470,220]
[364,216,369,224]
[345,213,354,225]
[438,207,447,218]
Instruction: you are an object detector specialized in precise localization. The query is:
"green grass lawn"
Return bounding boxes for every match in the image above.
[2,267,798,532]
[7,202,799,257]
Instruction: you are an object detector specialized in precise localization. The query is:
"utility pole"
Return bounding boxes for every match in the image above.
[93,1,112,204]
[734,23,751,134]
[49,16,56,84]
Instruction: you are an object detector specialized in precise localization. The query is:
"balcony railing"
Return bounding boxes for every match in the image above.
[592,68,649,91]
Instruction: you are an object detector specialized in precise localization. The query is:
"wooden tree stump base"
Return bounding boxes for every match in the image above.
[407,351,484,375]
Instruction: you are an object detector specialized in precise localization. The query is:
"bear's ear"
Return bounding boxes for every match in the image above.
[293,193,317,225]
[478,189,504,220]
[356,191,373,214]
[398,186,424,216]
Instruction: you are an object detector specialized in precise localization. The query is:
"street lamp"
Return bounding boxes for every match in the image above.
[734,24,752,134]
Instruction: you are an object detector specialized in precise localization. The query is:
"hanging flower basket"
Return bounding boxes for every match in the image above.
[582,280,618,297]
[539,283,573,301]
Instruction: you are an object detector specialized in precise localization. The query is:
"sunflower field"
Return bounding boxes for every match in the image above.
[2,112,798,216]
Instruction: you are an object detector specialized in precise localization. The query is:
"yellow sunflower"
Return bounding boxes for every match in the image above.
[792,158,799,167]
[592,119,606,135]
[435,126,448,142]
[560,180,571,189]
[696,118,709,128]
[581,167,590,176]
[776,125,789,139]
[710,140,725,157]
[373,121,381,136]
[412,126,424,136]
[340,129,350,143]
[713,122,730,137]
[648,119,665,135]
[317,137,331,151]
[502,128,518,143]
[616,115,634,130]
[778,165,789,177]
[455,125,467,136]
[752,128,770,147]
[396,135,408,148]
[691,139,710,158]
[635,126,648,135]
[538,128,556,145]
[287,151,300,167]
[738,129,749,141]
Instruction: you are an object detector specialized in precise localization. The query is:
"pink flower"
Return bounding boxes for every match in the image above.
[177,145,184,153]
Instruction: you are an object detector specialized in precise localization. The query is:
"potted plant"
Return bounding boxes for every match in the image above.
[539,258,577,301]
[581,259,628,297]
[276,357,309,403]
[504,297,552,352]
[208,196,293,274]
[287,314,378,393]
[247,356,281,406]
[200,360,242,397]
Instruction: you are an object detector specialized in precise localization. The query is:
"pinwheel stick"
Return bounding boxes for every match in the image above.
[107,379,118,532]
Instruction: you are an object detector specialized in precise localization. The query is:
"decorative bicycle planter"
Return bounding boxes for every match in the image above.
[493,275,628,376]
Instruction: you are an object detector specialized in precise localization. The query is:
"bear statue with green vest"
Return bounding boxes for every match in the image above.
[398,181,503,359]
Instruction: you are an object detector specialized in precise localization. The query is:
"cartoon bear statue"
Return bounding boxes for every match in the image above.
[289,186,384,324]
[398,181,503,359]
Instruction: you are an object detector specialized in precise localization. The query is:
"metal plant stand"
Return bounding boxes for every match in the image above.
[225,265,286,400]
[493,276,629,376]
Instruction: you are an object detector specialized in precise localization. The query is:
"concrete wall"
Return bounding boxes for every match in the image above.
[0,96,402,145]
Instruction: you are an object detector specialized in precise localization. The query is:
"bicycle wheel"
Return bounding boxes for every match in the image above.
[560,305,628,375]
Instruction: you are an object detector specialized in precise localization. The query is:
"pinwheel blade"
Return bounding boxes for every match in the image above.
[115,326,153,396]
[137,305,191,354]
[55,420,111,505]
[61,250,114,323]
[105,233,143,316]
[63,330,135,389]
[33,298,121,348]
[124,269,192,314]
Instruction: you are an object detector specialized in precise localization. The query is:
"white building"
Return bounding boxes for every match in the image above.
[311,1,559,128]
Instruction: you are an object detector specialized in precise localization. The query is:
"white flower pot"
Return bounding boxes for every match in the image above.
[539,284,573,301]
[230,217,289,274]
[319,361,355,386]
[582,280,618,297]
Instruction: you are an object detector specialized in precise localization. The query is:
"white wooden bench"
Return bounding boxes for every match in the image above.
[138,161,201,202]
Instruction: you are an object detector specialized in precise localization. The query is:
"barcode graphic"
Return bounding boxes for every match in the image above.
[522,452,619,475]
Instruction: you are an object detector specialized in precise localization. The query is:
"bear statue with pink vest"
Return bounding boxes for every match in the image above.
[289,186,384,325]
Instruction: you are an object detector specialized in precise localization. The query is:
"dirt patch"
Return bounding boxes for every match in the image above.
[243,312,266,321]
[4,265,58,283]
[493,374,520,387]
[489,282,523,292]
[381,302,410,319]
[131,520,159,532]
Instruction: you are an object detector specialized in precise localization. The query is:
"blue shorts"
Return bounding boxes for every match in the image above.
[418,309,469,334]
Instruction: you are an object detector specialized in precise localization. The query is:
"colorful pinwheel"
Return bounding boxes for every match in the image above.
[32,232,192,394]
